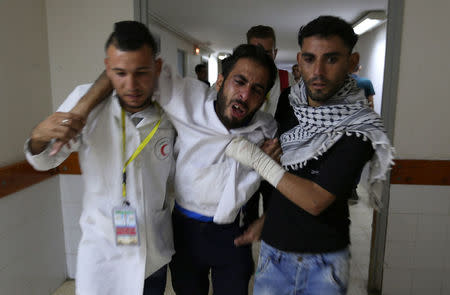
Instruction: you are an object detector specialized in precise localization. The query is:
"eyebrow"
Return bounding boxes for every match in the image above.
[111,66,151,71]
[233,74,266,91]
[301,51,344,58]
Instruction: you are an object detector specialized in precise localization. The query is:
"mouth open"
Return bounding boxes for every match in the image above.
[231,102,247,119]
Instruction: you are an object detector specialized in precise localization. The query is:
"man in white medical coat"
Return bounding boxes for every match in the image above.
[25,21,174,295]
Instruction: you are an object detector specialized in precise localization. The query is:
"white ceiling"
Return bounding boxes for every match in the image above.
[148,0,387,68]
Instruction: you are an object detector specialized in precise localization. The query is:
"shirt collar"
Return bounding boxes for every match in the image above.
[111,92,160,128]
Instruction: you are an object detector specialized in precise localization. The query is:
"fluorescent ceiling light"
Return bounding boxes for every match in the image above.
[353,11,386,35]
[217,53,230,60]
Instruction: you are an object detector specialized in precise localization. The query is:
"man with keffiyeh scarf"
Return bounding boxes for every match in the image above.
[226,16,394,295]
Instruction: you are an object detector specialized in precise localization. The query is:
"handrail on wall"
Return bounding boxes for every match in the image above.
[0,153,81,199]
[0,156,449,199]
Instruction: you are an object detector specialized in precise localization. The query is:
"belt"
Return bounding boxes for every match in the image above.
[174,202,214,222]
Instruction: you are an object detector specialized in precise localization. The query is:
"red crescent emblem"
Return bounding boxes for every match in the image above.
[160,144,168,156]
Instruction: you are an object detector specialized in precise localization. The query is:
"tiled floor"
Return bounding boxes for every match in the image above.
[348,186,373,295]
[52,186,373,295]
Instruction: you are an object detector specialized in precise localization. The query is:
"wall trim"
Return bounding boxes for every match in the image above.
[391,159,450,185]
[0,153,81,199]
[0,161,58,199]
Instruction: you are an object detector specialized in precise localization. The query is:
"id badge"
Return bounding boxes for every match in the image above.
[112,204,140,246]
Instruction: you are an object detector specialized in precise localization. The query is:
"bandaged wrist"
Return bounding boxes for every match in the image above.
[225,137,285,187]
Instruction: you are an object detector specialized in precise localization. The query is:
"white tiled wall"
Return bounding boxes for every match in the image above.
[383,184,450,295]
[0,177,66,294]
[59,175,85,278]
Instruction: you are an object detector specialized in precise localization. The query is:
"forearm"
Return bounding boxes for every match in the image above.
[226,137,334,216]
[70,71,113,118]
[276,173,335,216]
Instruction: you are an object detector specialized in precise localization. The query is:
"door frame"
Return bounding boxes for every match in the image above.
[368,0,404,293]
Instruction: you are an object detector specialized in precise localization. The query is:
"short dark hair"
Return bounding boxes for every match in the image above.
[298,16,358,52]
[105,21,158,55]
[221,44,277,94]
[246,25,276,48]
[195,63,207,74]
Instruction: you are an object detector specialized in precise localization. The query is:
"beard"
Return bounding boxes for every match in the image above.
[305,76,345,104]
[118,94,153,112]
[214,86,258,130]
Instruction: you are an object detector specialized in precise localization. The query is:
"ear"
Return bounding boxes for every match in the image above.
[273,48,278,60]
[348,52,360,74]
[215,74,224,92]
[296,51,302,64]
[104,57,111,78]
[155,58,163,77]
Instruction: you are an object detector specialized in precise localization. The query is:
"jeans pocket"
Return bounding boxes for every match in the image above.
[323,253,349,292]
[255,244,273,276]
[255,256,271,276]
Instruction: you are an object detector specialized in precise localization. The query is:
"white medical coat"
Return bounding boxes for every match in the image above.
[25,84,175,295]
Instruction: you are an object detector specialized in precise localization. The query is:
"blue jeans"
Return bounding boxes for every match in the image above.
[253,241,349,295]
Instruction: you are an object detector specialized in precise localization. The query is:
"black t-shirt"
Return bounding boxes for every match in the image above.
[261,87,375,253]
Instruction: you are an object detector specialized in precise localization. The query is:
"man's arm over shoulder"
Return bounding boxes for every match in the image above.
[25,85,91,170]
[70,72,113,117]
[156,63,198,108]
[50,73,113,154]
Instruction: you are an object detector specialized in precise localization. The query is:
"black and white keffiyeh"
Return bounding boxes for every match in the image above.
[280,77,395,209]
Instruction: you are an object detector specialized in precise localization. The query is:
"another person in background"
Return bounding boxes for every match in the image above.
[195,63,210,87]
[25,21,175,295]
[349,64,376,202]
[292,63,301,83]
[246,25,294,116]
[351,64,375,109]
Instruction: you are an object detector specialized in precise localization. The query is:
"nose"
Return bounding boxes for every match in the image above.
[125,76,138,90]
[239,84,252,101]
[313,60,325,76]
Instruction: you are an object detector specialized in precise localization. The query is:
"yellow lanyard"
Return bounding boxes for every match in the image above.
[121,109,161,200]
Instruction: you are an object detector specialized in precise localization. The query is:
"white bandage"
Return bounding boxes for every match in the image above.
[225,137,285,188]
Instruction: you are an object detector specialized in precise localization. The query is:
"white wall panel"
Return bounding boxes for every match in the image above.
[0,177,66,294]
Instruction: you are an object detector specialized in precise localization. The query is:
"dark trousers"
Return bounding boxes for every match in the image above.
[169,208,253,295]
[143,264,167,295]
[243,180,273,226]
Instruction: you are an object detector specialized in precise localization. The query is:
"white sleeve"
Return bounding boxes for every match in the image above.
[56,83,93,112]
[154,64,184,107]
[24,84,90,171]
[24,137,80,171]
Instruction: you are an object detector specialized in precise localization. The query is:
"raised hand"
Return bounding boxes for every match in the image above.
[30,112,85,155]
